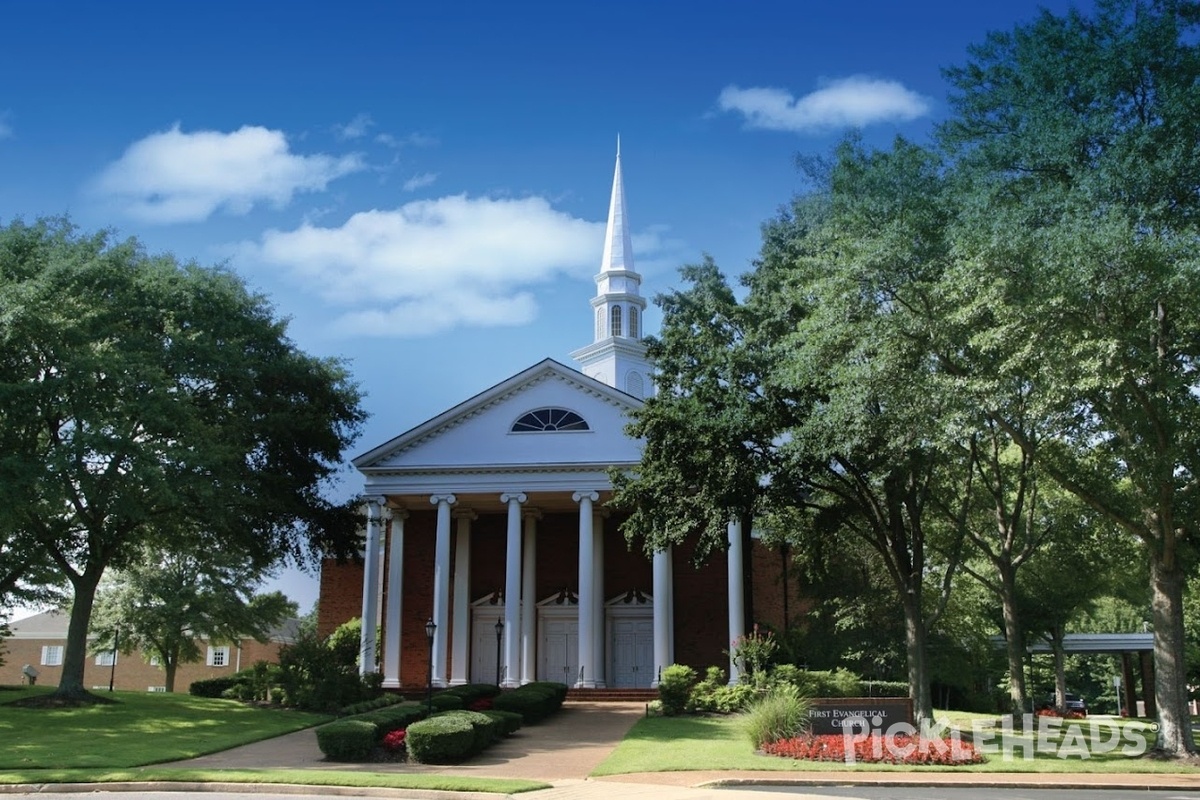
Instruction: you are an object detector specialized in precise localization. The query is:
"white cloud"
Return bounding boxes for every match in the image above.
[92,124,365,223]
[247,194,605,337]
[402,172,438,191]
[336,113,373,140]
[718,76,930,133]
[376,131,438,149]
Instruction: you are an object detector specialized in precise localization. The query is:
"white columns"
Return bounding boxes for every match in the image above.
[592,511,606,688]
[450,510,475,686]
[359,496,386,676]
[520,510,540,685]
[381,509,407,688]
[573,490,600,688]
[501,492,526,688]
[652,545,672,687]
[727,518,746,685]
[430,494,456,687]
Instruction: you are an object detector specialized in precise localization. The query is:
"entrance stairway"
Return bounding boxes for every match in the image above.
[565,687,658,703]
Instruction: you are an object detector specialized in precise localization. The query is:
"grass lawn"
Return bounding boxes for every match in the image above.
[0,685,549,794]
[591,711,1200,776]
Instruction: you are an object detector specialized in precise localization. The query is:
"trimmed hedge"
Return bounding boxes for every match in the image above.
[440,683,502,703]
[482,709,523,736]
[435,709,501,750]
[429,692,464,711]
[189,675,242,698]
[492,682,565,723]
[315,720,376,761]
[355,702,427,739]
[405,714,477,764]
[340,694,404,716]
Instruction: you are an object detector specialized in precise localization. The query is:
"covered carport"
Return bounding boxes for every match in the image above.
[1026,633,1155,717]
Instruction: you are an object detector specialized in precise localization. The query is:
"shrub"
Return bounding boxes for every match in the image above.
[276,627,373,712]
[356,703,427,739]
[658,664,697,716]
[792,668,863,698]
[381,728,407,752]
[405,715,477,763]
[315,719,377,761]
[863,680,909,697]
[492,683,563,723]
[190,676,242,698]
[341,694,404,716]
[442,683,502,703]
[430,692,464,711]
[729,625,778,682]
[481,709,523,735]
[744,684,811,750]
[436,709,501,749]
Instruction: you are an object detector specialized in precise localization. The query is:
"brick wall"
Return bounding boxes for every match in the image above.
[2,636,285,693]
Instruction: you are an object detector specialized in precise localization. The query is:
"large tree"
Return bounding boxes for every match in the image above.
[940,0,1200,754]
[90,546,298,692]
[0,218,366,701]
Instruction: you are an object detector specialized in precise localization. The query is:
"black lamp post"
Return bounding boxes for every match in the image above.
[107,626,120,692]
[494,617,504,687]
[424,618,436,716]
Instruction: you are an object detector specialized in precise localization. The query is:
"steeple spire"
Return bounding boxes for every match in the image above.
[571,143,654,399]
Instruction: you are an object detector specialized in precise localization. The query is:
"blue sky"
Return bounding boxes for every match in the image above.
[1,0,1091,615]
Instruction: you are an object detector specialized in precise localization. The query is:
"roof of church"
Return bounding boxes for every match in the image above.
[352,357,643,471]
[599,138,637,277]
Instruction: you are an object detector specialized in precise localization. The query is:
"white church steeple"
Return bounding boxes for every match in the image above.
[571,141,654,398]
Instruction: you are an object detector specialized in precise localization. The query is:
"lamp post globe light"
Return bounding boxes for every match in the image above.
[494,617,504,687]
[424,618,436,716]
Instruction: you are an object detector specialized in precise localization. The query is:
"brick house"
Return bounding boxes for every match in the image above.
[317,148,797,692]
[2,610,298,692]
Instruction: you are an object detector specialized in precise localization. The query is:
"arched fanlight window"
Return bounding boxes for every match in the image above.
[610,305,623,338]
[511,408,591,432]
[628,307,639,339]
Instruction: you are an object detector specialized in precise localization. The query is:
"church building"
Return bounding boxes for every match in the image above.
[317,149,789,690]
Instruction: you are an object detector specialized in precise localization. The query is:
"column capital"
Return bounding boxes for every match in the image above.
[500,492,527,505]
[389,508,410,521]
[430,494,458,506]
[572,490,600,504]
[379,506,394,522]
[365,495,388,508]
[523,508,543,521]
[453,508,478,521]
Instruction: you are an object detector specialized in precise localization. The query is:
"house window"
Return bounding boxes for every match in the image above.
[596,308,604,339]
[149,655,161,667]
[628,307,639,339]
[610,305,623,337]
[511,408,590,432]
[41,646,63,666]
[95,650,117,667]
[206,646,231,667]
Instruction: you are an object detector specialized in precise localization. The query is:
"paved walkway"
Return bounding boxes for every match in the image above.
[159,701,1200,799]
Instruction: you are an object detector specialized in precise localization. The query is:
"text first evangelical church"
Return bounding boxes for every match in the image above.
[317,149,793,691]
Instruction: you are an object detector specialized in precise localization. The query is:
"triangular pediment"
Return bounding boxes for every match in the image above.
[353,358,643,472]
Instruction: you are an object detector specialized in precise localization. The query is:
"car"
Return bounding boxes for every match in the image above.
[1038,692,1087,716]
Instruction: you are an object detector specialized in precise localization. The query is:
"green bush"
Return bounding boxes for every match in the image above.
[863,680,909,697]
[436,709,501,749]
[481,709,523,735]
[744,684,811,749]
[441,683,502,703]
[430,692,464,711]
[792,668,863,698]
[276,627,374,712]
[315,719,377,761]
[658,664,697,716]
[492,684,561,723]
[189,675,242,698]
[405,715,477,763]
[356,702,426,739]
[340,694,404,716]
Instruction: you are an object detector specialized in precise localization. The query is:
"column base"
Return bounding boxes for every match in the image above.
[574,679,599,689]
[448,678,468,687]
[381,678,401,689]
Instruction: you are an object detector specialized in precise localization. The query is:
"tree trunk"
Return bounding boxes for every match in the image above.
[1051,627,1068,717]
[999,566,1028,716]
[902,594,933,724]
[165,661,177,693]
[1149,554,1194,756]
[55,572,102,699]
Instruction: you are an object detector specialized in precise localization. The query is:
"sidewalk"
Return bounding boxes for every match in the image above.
[163,701,1200,797]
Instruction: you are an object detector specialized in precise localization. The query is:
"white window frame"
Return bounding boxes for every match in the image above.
[95,650,117,667]
[41,645,63,666]
[206,645,231,667]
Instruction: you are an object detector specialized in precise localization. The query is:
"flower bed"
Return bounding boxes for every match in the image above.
[763,733,985,765]
[1035,707,1086,720]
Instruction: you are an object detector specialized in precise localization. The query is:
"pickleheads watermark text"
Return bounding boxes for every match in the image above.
[838,713,1152,764]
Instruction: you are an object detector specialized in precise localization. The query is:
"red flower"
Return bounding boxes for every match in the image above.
[763,734,984,765]
[382,729,407,751]
[469,698,494,711]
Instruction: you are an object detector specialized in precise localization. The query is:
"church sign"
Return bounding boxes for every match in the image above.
[805,697,914,736]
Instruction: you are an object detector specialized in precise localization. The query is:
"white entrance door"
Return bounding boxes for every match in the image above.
[540,618,578,684]
[471,615,505,685]
[610,617,654,688]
